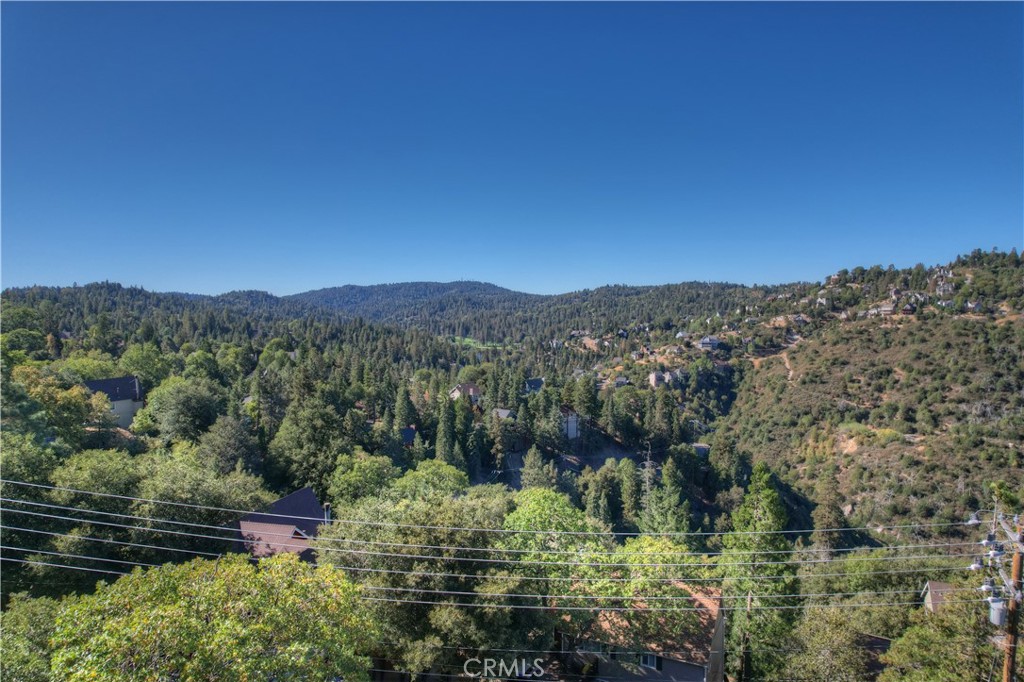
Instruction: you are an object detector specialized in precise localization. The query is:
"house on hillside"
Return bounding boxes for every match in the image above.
[879,303,896,316]
[449,382,482,405]
[861,634,893,681]
[921,581,955,614]
[561,590,725,682]
[399,427,417,448]
[524,378,545,394]
[84,376,145,428]
[491,408,515,421]
[561,406,580,440]
[229,487,327,562]
[698,336,720,351]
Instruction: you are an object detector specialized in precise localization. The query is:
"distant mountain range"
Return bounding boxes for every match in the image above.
[4,249,1020,344]
[283,281,542,323]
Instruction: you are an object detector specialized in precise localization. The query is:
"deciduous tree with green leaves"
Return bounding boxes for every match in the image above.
[50,554,376,682]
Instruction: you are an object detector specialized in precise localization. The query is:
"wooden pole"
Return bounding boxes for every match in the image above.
[1003,530,1023,682]
[738,591,752,682]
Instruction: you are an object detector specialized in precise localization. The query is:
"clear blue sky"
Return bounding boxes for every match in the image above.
[2,2,1021,296]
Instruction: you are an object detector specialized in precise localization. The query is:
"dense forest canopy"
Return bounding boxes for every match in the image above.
[1,248,1021,680]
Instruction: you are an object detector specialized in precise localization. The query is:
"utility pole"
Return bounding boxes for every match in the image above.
[1003,523,1022,682]
[970,509,1023,682]
[737,590,752,682]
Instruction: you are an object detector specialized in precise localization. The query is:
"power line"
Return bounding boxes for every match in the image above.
[0,523,969,585]
[361,594,990,612]
[0,502,977,570]
[4,542,968,603]
[2,557,127,576]
[9,495,972,558]
[1,497,255,536]
[0,479,978,538]
[1,547,978,613]
[1,545,161,569]
[2,524,223,558]
[9,491,942,557]
[359,583,970,603]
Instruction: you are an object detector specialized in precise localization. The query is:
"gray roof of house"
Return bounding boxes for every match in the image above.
[241,487,324,537]
[84,376,143,402]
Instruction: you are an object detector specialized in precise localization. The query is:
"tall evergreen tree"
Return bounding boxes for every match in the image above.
[721,462,797,681]
[638,456,690,534]
[434,398,457,469]
[394,384,416,431]
[617,458,641,525]
[810,477,848,555]
[573,375,599,422]
[521,446,553,490]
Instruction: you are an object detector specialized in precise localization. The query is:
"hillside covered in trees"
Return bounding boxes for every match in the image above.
[1,248,1022,681]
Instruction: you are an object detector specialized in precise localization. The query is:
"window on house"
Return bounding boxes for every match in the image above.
[640,654,659,670]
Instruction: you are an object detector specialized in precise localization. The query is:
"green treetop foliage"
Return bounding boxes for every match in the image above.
[784,606,877,682]
[0,592,61,682]
[328,447,400,507]
[384,459,469,503]
[520,445,556,490]
[496,488,611,633]
[0,251,1020,678]
[266,392,347,498]
[195,413,262,475]
[879,584,1001,682]
[131,375,227,444]
[117,342,173,391]
[7,365,110,449]
[721,462,798,680]
[433,396,461,470]
[315,469,516,672]
[49,554,376,682]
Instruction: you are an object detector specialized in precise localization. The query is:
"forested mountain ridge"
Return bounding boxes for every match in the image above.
[3,279,797,345]
[718,313,1023,531]
[286,280,537,310]
[1,248,1022,681]
[6,249,1020,346]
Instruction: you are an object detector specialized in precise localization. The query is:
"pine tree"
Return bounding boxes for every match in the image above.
[434,398,456,467]
[394,384,416,431]
[573,375,599,422]
[721,463,797,680]
[617,458,641,524]
[451,441,467,473]
[521,446,553,490]
[411,432,428,464]
[638,456,690,534]
[810,477,847,555]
